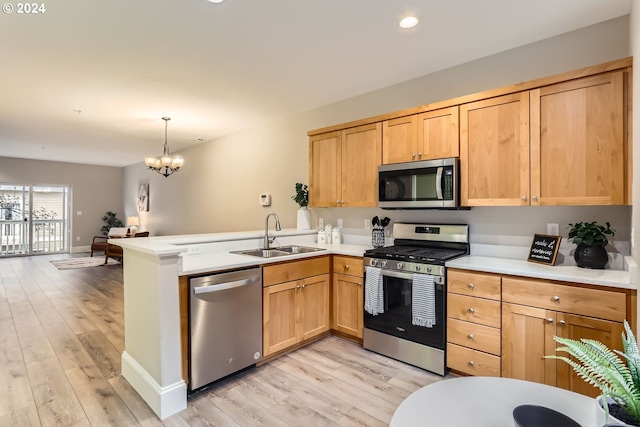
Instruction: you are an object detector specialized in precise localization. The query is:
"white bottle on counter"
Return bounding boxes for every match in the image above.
[332,227,341,244]
[317,229,327,244]
[324,224,332,243]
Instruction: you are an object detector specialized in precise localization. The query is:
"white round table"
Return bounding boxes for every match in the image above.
[390,377,599,427]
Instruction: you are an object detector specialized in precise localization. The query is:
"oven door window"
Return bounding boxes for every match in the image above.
[364,274,445,350]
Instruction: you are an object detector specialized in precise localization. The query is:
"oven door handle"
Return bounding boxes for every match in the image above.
[379,269,444,285]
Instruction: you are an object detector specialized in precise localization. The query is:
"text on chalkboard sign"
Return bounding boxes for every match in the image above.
[527,234,562,265]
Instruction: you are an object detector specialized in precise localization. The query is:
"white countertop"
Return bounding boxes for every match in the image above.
[112,229,636,289]
[447,255,636,290]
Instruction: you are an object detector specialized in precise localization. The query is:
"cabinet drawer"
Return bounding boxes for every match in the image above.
[502,277,626,322]
[263,256,330,287]
[333,256,364,277]
[447,318,501,355]
[448,269,501,300]
[447,343,501,377]
[448,293,501,328]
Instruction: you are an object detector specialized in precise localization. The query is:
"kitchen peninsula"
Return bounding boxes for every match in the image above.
[112,229,369,419]
[113,229,636,419]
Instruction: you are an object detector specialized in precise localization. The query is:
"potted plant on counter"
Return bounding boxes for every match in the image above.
[546,320,640,426]
[292,182,311,230]
[568,221,615,269]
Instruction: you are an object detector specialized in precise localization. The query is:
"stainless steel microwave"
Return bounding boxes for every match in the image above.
[378,158,459,209]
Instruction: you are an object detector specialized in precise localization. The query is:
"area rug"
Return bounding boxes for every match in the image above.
[50,256,120,270]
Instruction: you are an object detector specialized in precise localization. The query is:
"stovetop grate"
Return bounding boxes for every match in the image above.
[364,245,467,262]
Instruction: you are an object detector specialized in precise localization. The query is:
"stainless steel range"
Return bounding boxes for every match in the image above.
[363,223,469,376]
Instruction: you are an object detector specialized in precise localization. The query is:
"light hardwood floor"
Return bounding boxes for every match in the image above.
[0,254,449,426]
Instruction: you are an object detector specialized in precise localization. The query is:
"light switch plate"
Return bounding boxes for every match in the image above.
[547,223,559,235]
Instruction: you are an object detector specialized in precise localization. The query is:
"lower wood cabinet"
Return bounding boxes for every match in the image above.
[262,256,330,357]
[331,256,364,339]
[501,276,628,397]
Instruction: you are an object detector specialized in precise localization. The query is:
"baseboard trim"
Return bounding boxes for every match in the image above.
[121,351,187,420]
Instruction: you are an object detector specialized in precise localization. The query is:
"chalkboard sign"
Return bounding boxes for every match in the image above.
[527,234,562,265]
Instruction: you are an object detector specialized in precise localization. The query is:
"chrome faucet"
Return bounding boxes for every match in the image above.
[264,212,281,249]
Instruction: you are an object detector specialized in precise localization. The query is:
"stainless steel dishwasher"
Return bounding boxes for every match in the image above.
[189,267,262,391]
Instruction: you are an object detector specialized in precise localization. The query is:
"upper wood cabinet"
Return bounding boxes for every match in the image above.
[382,106,459,164]
[309,123,381,208]
[461,71,627,207]
[530,71,625,205]
[460,92,531,206]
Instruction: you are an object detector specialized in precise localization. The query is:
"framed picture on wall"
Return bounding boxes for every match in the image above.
[137,183,149,212]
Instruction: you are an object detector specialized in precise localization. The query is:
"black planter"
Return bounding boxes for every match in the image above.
[574,243,608,269]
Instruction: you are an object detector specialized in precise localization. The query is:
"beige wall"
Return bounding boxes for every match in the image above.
[124,15,632,241]
[0,157,123,249]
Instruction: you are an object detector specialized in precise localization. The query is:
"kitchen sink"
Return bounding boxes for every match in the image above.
[230,245,325,258]
[231,249,290,258]
[272,245,326,254]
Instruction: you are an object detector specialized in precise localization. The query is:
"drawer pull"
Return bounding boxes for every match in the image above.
[553,295,560,302]
[468,308,475,314]
[468,283,475,289]
[547,318,554,323]
[468,334,474,340]
[344,265,349,270]
[468,361,474,367]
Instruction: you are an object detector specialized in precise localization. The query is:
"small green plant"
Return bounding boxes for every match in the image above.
[100,211,124,236]
[568,221,615,248]
[546,320,640,425]
[291,183,308,208]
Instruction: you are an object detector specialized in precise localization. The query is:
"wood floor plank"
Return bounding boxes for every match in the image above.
[221,366,289,409]
[26,355,88,427]
[44,290,97,335]
[0,405,42,427]
[66,363,139,427]
[108,376,171,427]
[0,349,35,418]
[179,393,241,427]
[268,396,337,427]
[10,298,57,363]
[252,365,352,422]
[330,364,411,405]
[77,330,121,379]
[286,345,342,374]
[275,355,399,424]
[388,367,443,393]
[336,407,388,427]
[208,386,291,427]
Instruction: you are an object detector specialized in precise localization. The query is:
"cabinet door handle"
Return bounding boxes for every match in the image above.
[468,308,475,314]
[468,283,475,289]
[521,196,528,201]
[547,318,554,323]
[468,334,474,340]
[468,361,474,367]
[418,152,422,158]
[559,320,566,325]
[553,295,560,302]
[532,195,538,201]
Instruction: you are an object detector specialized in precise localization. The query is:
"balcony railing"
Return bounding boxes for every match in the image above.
[0,219,66,255]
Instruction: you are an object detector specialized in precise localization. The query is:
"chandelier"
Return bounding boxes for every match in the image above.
[144,117,184,177]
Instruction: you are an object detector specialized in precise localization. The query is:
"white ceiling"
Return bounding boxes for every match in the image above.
[0,0,632,167]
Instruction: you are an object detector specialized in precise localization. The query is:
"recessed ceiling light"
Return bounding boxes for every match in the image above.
[399,15,419,29]
[207,0,224,3]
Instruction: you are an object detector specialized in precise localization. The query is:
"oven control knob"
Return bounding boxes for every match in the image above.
[426,266,432,273]
[414,265,421,272]
[380,261,387,268]
[397,262,403,269]
[370,259,378,266]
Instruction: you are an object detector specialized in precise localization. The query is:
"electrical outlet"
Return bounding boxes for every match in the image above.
[76,236,80,242]
[337,219,343,228]
[364,219,371,230]
[319,218,324,228]
[547,223,559,236]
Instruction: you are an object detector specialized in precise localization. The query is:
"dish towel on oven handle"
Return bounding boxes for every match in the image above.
[364,266,384,315]
[412,273,436,327]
